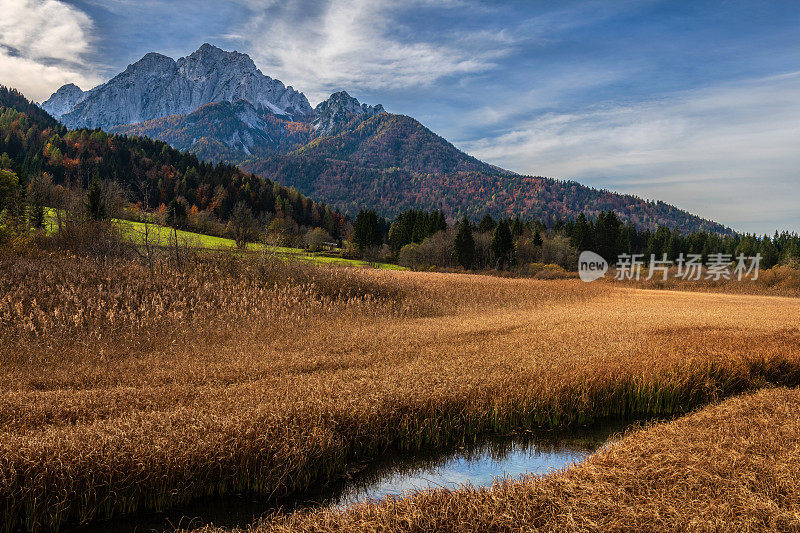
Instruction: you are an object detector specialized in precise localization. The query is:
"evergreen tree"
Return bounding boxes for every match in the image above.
[454,216,475,269]
[594,211,621,261]
[532,229,543,247]
[411,211,428,243]
[25,174,49,229]
[388,209,417,252]
[491,219,515,268]
[759,236,779,268]
[665,229,681,260]
[477,213,496,233]
[510,217,523,236]
[570,213,592,251]
[167,198,187,228]
[0,168,18,212]
[86,179,107,221]
[427,210,447,235]
[353,209,383,254]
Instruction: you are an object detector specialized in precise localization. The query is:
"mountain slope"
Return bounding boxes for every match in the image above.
[109,89,392,163]
[40,83,86,120]
[312,91,385,135]
[293,113,499,175]
[243,156,731,234]
[109,100,314,160]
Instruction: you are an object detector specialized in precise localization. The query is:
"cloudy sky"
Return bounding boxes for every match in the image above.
[1,0,798,233]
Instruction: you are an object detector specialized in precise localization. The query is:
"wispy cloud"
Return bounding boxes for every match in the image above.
[230,0,514,104]
[463,72,800,233]
[0,0,102,101]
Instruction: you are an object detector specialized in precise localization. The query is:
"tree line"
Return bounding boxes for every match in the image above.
[350,208,800,272]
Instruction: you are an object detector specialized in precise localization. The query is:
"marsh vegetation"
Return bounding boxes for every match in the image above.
[2,248,799,531]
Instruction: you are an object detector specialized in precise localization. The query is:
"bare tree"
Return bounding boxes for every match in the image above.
[228,202,257,249]
[362,245,382,267]
[131,175,161,274]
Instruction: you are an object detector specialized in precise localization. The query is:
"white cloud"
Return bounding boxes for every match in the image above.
[462,72,800,234]
[0,0,101,101]
[231,0,510,104]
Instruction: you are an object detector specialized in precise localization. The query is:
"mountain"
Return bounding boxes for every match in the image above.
[108,90,394,163]
[111,96,500,176]
[42,44,312,130]
[41,45,732,234]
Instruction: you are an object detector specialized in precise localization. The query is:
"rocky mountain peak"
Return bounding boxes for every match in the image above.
[132,52,176,68]
[40,83,86,119]
[178,43,257,78]
[43,44,312,129]
[312,91,385,134]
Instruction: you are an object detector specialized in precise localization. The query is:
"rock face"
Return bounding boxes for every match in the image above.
[109,98,315,161]
[40,83,86,120]
[312,91,385,135]
[46,44,312,129]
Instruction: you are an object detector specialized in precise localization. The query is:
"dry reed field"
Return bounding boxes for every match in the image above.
[254,386,800,532]
[1,249,800,531]
[606,265,800,298]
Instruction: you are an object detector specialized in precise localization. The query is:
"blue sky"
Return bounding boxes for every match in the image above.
[1,0,798,233]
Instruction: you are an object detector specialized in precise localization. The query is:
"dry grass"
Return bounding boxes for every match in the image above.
[256,386,800,532]
[606,265,800,298]
[1,250,799,531]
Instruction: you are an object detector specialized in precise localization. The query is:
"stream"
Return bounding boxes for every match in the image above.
[74,420,636,532]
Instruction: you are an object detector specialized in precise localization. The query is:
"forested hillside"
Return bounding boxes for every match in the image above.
[0,87,348,238]
[291,113,498,175]
[115,103,731,234]
[244,155,732,234]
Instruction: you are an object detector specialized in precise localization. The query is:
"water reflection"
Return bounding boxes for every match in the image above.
[73,421,634,533]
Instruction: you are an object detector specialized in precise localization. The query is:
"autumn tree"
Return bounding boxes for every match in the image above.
[304,227,331,252]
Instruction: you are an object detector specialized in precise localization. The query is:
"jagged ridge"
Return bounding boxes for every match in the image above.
[43,44,312,129]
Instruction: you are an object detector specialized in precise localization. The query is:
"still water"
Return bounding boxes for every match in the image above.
[75,421,634,532]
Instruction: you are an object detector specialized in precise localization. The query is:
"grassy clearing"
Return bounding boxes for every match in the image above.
[117,219,405,270]
[1,250,799,531]
[41,208,404,270]
[255,386,800,532]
